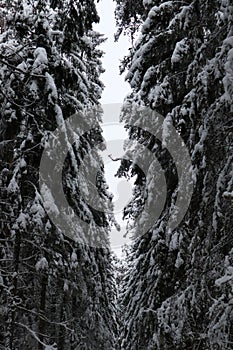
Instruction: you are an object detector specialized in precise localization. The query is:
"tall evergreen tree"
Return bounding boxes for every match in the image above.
[115,0,233,349]
[0,1,116,349]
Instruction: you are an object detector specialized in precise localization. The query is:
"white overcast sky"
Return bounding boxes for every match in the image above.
[94,1,133,257]
[94,0,131,104]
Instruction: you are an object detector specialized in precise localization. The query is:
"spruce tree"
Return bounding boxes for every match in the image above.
[115,0,233,349]
[0,1,116,349]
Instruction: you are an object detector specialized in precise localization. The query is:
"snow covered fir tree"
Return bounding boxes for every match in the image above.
[114,0,233,349]
[0,1,117,349]
[0,0,233,349]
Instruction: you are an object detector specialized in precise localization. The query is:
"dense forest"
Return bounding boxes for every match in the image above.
[0,1,116,349]
[0,0,232,349]
[115,0,233,349]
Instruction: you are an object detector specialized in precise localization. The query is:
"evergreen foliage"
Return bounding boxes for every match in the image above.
[0,1,116,349]
[115,0,233,348]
